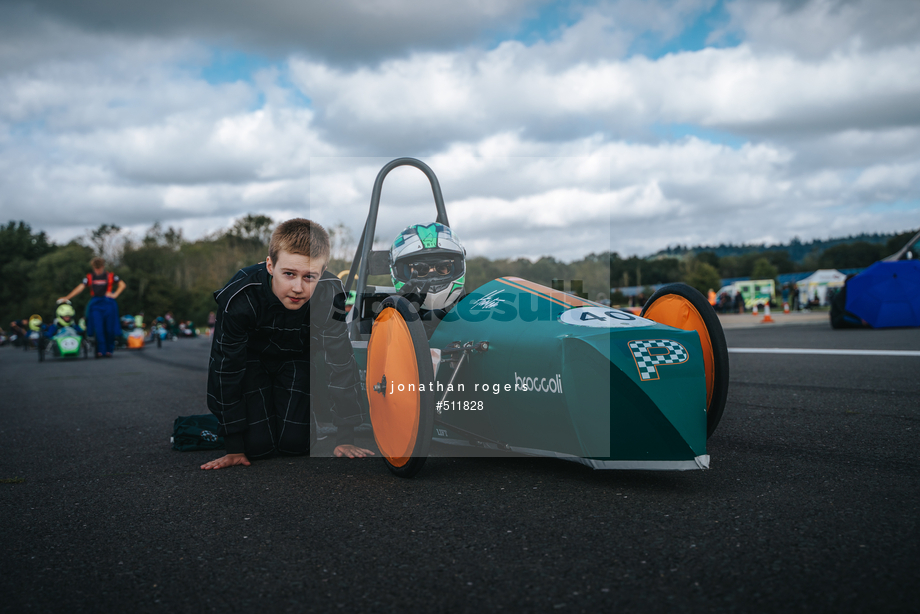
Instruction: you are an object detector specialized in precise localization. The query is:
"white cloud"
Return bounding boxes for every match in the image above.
[0,0,917,262]
[0,0,548,65]
[854,162,920,197]
[287,37,920,154]
[719,0,920,59]
[304,133,902,260]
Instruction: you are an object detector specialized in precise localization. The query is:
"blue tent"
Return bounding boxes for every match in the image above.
[845,260,920,328]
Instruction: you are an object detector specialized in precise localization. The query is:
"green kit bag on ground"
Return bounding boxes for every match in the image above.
[171,415,225,451]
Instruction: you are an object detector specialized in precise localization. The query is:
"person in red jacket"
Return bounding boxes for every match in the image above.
[59,257,126,357]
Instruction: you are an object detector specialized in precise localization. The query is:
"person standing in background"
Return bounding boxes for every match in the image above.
[58,257,126,358]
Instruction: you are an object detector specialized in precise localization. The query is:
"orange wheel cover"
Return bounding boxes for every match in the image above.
[644,295,716,410]
[367,307,421,467]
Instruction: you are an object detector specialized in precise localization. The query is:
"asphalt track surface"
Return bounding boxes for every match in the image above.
[2,322,918,613]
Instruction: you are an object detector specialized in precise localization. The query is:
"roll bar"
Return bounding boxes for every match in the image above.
[345,158,451,340]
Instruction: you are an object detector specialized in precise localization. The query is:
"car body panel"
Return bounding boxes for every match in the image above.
[352,277,708,466]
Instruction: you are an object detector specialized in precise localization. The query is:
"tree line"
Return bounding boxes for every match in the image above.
[1,217,275,329]
[2,218,915,328]
[655,231,909,263]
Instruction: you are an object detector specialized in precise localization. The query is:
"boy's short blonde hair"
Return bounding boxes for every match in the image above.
[269,218,330,267]
[90,257,105,270]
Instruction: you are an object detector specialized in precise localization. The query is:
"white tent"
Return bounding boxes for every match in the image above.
[797,269,846,306]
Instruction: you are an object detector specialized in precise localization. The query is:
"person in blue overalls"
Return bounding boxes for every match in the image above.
[58,257,126,358]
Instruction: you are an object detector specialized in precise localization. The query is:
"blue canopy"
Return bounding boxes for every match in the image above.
[845,260,920,328]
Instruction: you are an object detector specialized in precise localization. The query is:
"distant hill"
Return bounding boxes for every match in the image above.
[652,231,906,263]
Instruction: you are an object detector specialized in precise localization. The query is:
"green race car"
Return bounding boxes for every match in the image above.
[342,158,729,478]
[38,302,90,361]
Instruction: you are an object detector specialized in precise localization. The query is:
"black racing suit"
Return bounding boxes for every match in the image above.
[207,263,363,458]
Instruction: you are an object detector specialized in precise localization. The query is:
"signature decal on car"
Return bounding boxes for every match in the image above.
[471,290,507,309]
[629,340,689,381]
[559,307,656,328]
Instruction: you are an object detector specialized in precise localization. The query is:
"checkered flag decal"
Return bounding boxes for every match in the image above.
[629,339,690,381]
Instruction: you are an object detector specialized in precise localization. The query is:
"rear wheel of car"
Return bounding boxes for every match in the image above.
[641,283,730,438]
[367,296,435,478]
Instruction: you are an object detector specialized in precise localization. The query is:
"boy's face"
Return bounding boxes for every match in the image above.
[266,250,325,310]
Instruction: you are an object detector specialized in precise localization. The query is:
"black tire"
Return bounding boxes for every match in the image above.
[641,283,730,438]
[38,337,45,362]
[368,296,435,478]
[157,333,162,348]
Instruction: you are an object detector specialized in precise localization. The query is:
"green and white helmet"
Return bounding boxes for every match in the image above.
[389,223,466,311]
[55,302,76,328]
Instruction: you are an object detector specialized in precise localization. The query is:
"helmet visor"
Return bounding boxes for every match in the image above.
[396,256,460,283]
[408,260,453,278]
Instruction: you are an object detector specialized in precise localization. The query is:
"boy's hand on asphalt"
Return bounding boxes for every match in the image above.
[334,445,376,458]
[200,453,251,470]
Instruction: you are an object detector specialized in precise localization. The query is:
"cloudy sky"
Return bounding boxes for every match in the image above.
[1,0,918,261]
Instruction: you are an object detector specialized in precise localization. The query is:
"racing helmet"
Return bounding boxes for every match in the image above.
[28,314,43,332]
[55,303,76,328]
[389,223,466,311]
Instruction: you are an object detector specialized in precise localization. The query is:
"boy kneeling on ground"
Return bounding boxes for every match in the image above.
[201,218,374,469]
